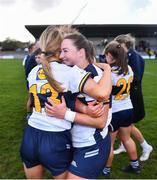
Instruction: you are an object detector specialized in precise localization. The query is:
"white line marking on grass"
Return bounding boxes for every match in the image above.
[145,71,157,77]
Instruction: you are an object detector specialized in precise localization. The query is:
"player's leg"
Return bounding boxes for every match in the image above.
[66,172,87,179]
[119,126,140,174]
[23,164,44,179]
[131,124,153,161]
[102,131,117,178]
[113,140,126,155]
[53,171,68,179]
[20,126,44,178]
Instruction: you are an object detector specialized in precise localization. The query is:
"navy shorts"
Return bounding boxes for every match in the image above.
[69,133,111,179]
[20,125,73,176]
[109,109,133,132]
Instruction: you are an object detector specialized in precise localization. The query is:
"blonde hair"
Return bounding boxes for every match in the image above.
[114,33,136,49]
[39,25,78,92]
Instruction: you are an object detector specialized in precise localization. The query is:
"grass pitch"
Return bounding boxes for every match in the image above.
[0,59,157,178]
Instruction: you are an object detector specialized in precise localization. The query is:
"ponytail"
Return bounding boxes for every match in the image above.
[41,55,64,92]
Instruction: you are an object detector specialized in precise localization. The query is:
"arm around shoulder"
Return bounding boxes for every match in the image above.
[83,64,112,102]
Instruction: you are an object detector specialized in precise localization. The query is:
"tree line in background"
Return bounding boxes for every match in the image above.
[0,38,30,51]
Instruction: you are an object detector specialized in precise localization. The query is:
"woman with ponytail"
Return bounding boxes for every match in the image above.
[20,25,112,179]
[95,41,140,177]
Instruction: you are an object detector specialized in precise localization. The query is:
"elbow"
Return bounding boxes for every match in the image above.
[97,93,110,102]
[95,117,106,129]
[103,93,110,101]
[97,121,106,129]
[97,87,111,102]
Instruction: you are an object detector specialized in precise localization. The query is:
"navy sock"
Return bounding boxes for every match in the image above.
[130,159,140,169]
[103,167,111,174]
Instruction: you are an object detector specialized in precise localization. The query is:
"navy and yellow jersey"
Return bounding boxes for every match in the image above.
[77,63,99,103]
[27,62,91,132]
[78,64,111,105]
[111,65,133,113]
[71,64,110,148]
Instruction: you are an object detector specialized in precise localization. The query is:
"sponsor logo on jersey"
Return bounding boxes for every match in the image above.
[36,68,46,80]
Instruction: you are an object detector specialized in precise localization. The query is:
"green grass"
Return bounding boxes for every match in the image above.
[0,59,157,178]
[0,59,27,178]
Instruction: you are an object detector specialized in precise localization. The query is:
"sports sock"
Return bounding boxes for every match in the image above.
[140,140,150,150]
[130,159,139,169]
[103,167,111,174]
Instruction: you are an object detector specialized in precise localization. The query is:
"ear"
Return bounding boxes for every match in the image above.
[79,48,85,57]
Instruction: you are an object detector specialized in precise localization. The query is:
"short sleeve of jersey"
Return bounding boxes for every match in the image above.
[68,65,91,93]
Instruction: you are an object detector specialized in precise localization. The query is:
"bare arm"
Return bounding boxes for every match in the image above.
[75,98,105,117]
[45,97,109,129]
[83,63,112,102]
[74,104,109,128]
